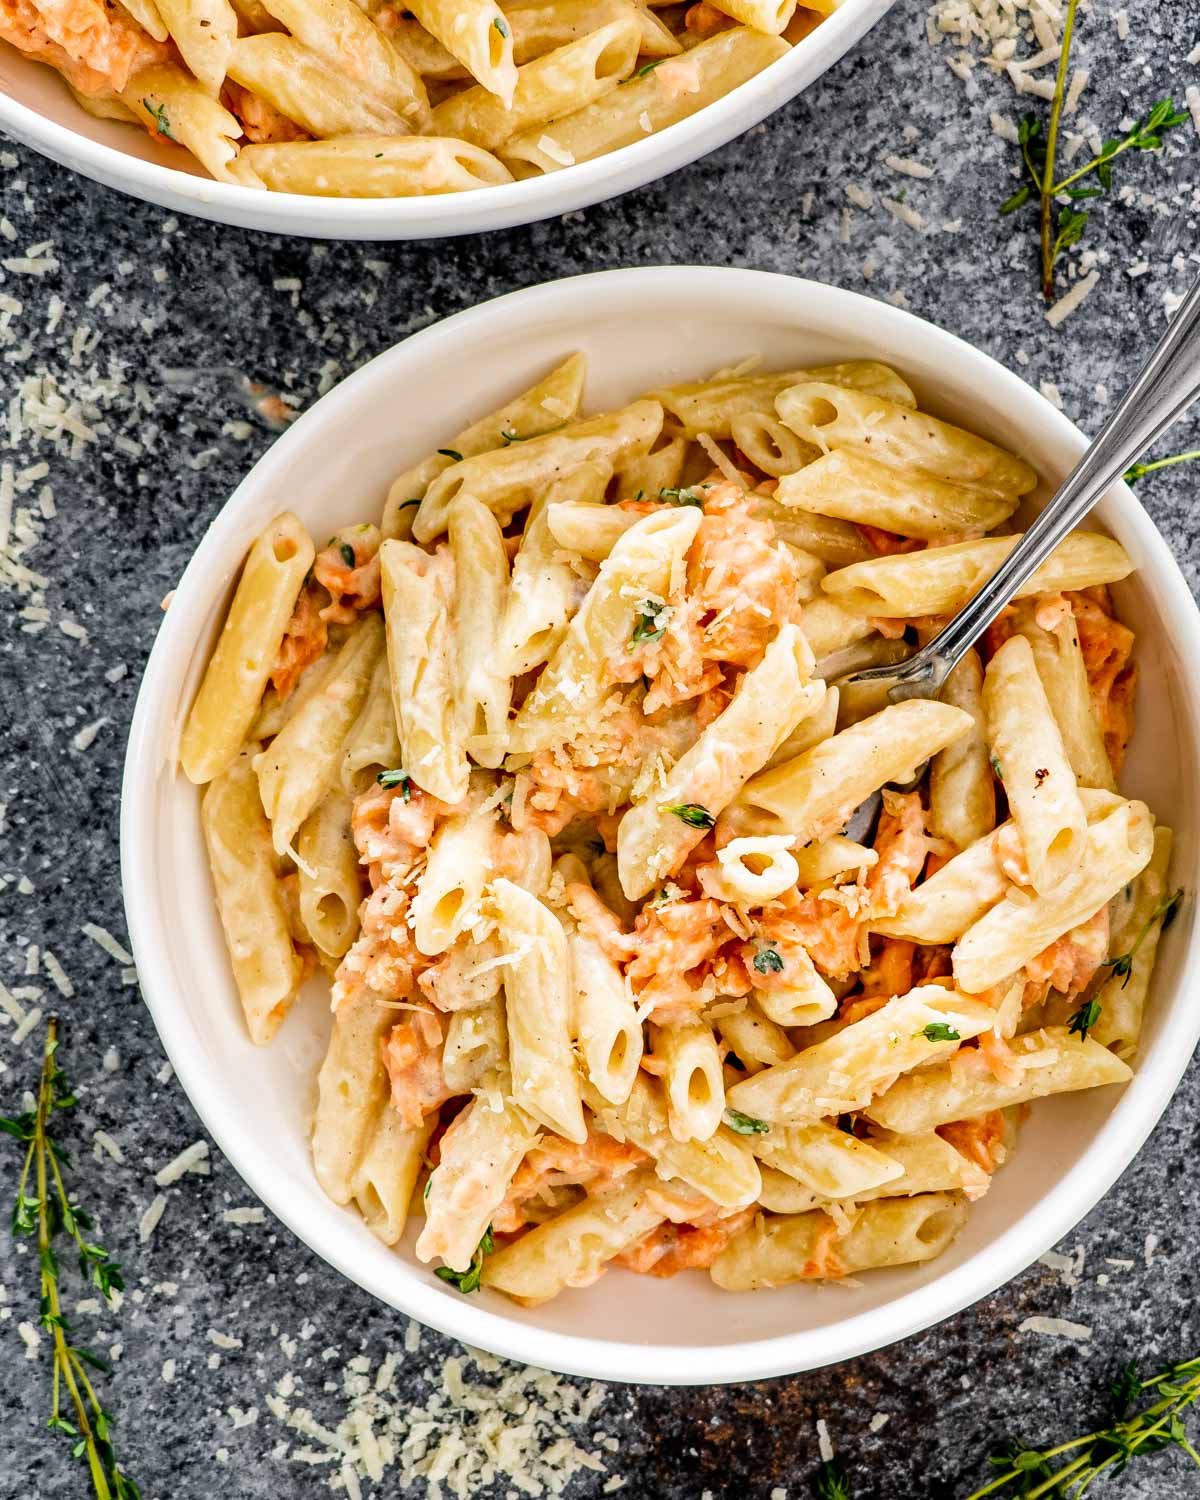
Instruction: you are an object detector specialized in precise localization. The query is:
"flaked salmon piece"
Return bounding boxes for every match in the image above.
[976,1028,1023,1087]
[271,585,328,701]
[1067,590,1136,773]
[351,780,456,883]
[565,882,629,960]
[313,525,383,625]
[615,1205,756,1277]
[640,477,803,713]
[493,1130,649,1235]
[867,790,928,919]
[382,1008,451,1127]
[859,936,915,1000]
[1025,905,1109,996]
[222,79,309,143]
[758,887,862,978]
[331,881,428,1008]
[684,0,734,37]
[858,524,924,557]
[938,1109,1008,1174]
[994,821,1032,886]
[0,0,168,95]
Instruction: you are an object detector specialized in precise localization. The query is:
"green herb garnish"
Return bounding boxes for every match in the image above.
[142,98,173,140]
[377,768,412,801]
[1067,997,1102,1041]
[338,542,355,569]
[2,1020,141,1499]
[658,485,705,508]
[990,755,1003,781]
[752,947,785,975]
[663,803,715,830]
[1100,888,1182,988]
[630,598,669,648]
[500,422,566,445]
[1125,451,1200,484]
[621,58,666,84]
[724,1110,769,1136]
[918,1022,960,1043]
[812,1458,853,1499]
[997,0,1188,301]
[963,1354,1200,1498]
[434,1226,494,1294]
[493,14,509,37]
[437,448,463,462]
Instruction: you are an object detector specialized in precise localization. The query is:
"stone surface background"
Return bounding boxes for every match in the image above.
[1,0,1198,1495]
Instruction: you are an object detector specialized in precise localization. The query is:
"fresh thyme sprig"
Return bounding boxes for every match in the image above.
[1098,888,1183,988]
[998,0,1187,300]
[963,1355,1200,1498]
[1,1020,140,1499]
[812,1457,853,1499]
[1124,449,1200,484]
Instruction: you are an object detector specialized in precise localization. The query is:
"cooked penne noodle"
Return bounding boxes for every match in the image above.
[722,699,972,844]
[431,18,641,151]
[1013,601,1115,791]
[339,654,402,795]
[350,1110,433,1244]
[569,924,643,1104]
[983,634,1087,896]
[255,649,340,742]
[1090,826,1174,1058]
[545,500,639,561]
[414,400,664,540]
[297,791,362,957]
[255,612,385,856]
[749,1120,904,1198]
[864,1029,1134,1133]
[202,748,303,1045]
[492,878,586,1142]
[228,35,415,136]
[502,462,611,676]
[753,495,871,568]
[482,1168,690,1303]
[407,0,519,104]
[618,625,821,898]
[502,28,789,172]
[418,1095,540,1270]
[449,494,512,766]
[729,411,819,478]
[751,946,837,1028]
[650,360,916,439]
[709,0,796,35]
[711,1193,967,1290]
[588,1075,762,1208]
[928,649,995,852]
[511,504,700,753]
[380,540,470,804]
[262,0,431,126]
[311,992,394,1203]
[953,798,1154,993]
[154,0,236,95]
[763,686,839,771]
[412,793,496,955]
[122,64,254,183]
[238,136,513,196]
[776,383,1037,500]
[820,532,1134,619]
[797,596,877,658]
[713,1002,795,1071]
[726,986,999,1124]
[652,1018,726,1142]
[775,448,1018,538]
[442,992,509,1092]
[614,425,689,499]
[181,511,314,785]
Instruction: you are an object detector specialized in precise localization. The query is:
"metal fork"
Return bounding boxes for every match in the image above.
[838,274,1200,703]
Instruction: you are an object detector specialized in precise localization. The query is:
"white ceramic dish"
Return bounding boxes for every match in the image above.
[122,268,1200,1384]
[0,2,893,240]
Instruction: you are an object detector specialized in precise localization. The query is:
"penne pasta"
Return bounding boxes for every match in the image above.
[311,992,394,1203]
[238,137,513,196]
[927,649,995,852]
[339,653,402,796]
[181,511,314,785]
[569,924,643,1105]
[297,791,363,957]
[202,748,303,1044]
[1012,600,1115,792]
[407,0,519,105]
[448,493,512,767]
[1090,826,1174,1058]
[652,1018,726,1142]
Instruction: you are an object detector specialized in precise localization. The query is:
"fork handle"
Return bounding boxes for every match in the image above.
[921,274,1200,677]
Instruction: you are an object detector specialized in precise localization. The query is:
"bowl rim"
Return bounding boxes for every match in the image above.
[0,0,895,239]
[122,267,1200,1384]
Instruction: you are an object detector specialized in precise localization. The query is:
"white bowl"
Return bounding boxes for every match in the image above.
[0,3,893,239]
[122,268,1200,1384]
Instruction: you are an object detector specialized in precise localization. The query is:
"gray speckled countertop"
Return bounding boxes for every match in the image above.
[2,1,1200,1496]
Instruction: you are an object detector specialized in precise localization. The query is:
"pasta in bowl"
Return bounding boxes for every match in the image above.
[0,0,893,236]
[124,270,1200,1381]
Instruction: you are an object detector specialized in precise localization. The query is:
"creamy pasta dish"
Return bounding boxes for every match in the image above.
[2,0,826,198]
[182,350,1172,1304]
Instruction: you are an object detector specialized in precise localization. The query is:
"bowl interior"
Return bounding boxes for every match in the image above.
[124,271,1200,1382]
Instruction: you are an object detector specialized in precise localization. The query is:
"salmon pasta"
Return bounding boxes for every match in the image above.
[0,0,828,197]
[181,350,1171,1304]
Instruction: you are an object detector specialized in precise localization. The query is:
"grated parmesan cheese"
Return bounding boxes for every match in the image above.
[138,1193,167,1242]
[1045,270,1100,328]
[154,1139,211,1186]
[1019,1316,1092,1341]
